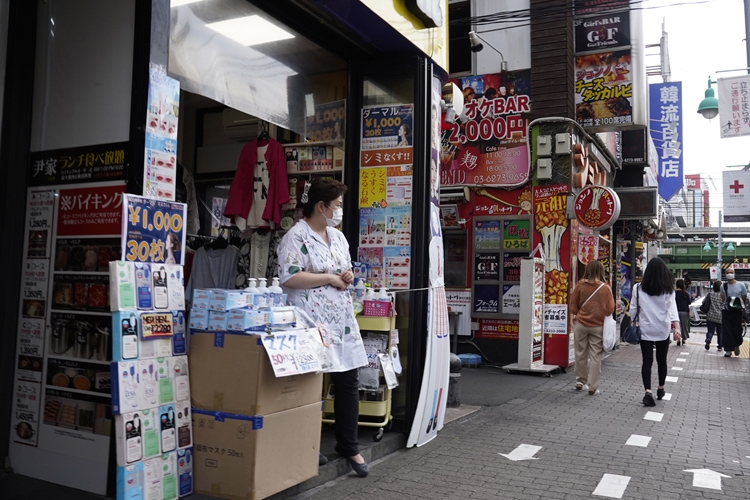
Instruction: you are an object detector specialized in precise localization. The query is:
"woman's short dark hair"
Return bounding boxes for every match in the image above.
[713,280,722,292]
[640,257,675,296]
[675,278,685,291]
[299,178,347,218]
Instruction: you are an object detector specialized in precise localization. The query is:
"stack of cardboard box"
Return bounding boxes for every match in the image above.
[189,328,323,499]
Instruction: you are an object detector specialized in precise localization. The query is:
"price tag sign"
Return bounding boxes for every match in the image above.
[260,328,322,377]
[121,194,187,265]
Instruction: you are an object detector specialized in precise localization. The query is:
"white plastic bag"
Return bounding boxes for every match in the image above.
[603,315,617,353]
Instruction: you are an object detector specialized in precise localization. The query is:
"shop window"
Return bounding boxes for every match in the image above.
[448,1,471,75]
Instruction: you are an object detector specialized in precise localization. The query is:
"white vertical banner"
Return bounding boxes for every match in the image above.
[722,170,750,222]
[718,75,750,138]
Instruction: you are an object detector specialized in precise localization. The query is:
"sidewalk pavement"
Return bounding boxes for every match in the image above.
[3,328,750,499]
[294,329,750,500]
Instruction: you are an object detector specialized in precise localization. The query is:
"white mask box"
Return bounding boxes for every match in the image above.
[155,357,174,405]
[165,265,185,310]
[160,451,178,500]
[159,404,177,453]
[137,359,159,409]
[116,462,144,500]
[115,411,143,466]
[110,261,137,311]
[113,311,140,362]
[140,407,161,459]
[188,309,208,330]
[143,456,162,500]
[112,361,140,415]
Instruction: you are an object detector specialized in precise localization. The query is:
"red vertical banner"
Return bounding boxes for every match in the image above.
[703,189,710,227]
[532,185,570,306]
[533,185,572,368]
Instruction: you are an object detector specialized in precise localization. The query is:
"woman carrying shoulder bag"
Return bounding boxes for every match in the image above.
[629,258,680,407]
[569,260,615,395]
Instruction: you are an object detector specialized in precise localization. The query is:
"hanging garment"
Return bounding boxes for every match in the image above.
[265,231,282,281]
[185,246,240,301]
[249,231,271,279]
[223,138,289,228]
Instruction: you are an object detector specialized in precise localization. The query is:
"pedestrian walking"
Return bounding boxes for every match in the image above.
[674,278,691,345]
[629,258,680,407]
[569,260,615,396]
[720,267,747,358]
[705,280,723,351]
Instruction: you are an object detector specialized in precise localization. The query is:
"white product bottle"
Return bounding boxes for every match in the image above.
[364,287,375,301]
[376,288,390,302]
[257,278,270,308]
[245,278,259,306]
[269,277,283,307]
[354,280,366,302]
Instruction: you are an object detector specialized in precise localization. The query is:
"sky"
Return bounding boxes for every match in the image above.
[642,0,749,225]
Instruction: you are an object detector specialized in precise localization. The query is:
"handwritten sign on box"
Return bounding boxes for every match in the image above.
[260,328,322,377]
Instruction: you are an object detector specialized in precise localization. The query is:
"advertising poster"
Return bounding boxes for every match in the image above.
[361,104,414,153]
[56,185,125,237]
[649,82,683,201]
[12,380,41,446]
[723,170,750,222]
[360,167,387,208]
[574,12,630,53]
[533,185,570,305]
[503,253,522,281]
[503,219,530,250]
[575,50,633,129]
[386,166,413,205]
[144,66,180,201]
[384,206,411,247]
[121,194,187,266]
[578,234,599,264]
[470,186,533,217]
[475,253,500,281]
[717,75,750,138]
[544,304,568,334]
[441,70,531,187]
[445,290,472,337]
[29,142,128,187]
[384,247,411,289]
[502,285,521,313]
[306,99,346,143]
[474,284,499,313]
[474,220,501,250]
[531,259,545,363]
[476,318,519,340]
[210,197,231,237]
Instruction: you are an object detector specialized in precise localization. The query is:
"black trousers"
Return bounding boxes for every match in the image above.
[330,369,360,456]
[722,309,743,351]
[640,338,669,390]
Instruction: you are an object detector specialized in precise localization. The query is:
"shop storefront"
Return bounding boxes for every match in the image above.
[1,0,452,496]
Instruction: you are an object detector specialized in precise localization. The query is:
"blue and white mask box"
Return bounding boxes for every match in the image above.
[209,289,249,311]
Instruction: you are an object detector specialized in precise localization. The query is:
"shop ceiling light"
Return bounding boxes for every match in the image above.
[170,0,203,7]
[207,15,295,46]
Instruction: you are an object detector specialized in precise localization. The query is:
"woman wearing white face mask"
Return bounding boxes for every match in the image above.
[276,178,369,476]
[720,268,748,357]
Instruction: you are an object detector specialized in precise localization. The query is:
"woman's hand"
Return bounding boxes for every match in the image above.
[329,274,348,291]
[338,269,354,284]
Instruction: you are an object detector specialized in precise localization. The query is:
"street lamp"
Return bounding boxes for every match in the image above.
[468,31,508,72]
[696,77,719,119]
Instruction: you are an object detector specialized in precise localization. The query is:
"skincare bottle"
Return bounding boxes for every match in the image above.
[268,277,283,306]
[257,278,269,307]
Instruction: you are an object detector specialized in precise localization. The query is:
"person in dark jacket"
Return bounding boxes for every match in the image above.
[674,279,690,346]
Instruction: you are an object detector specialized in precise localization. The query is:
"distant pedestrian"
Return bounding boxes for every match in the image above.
[674,279,691,346]
[629,258,680,407]
[720,268,747,358]
[705,280,723,351]
[569,260,615,396]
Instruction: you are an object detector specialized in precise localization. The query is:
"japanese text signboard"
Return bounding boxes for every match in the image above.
[441,71,531,188]
[121,194,187,266]
[575,50,633,129]
[57,185,125,237]
[532,185,570,307]
[29,142,129,187]
[649,82,684,201]
[573,185,621,231]
[574,12,630,53]
[718,75,750,138]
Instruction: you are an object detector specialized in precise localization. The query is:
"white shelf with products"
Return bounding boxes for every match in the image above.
[283,140,345,176]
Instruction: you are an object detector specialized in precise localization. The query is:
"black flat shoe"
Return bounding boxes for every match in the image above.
[656,388,665,400]
[335,444,369,477]
[642,392,656,407]
[319,453,328,466]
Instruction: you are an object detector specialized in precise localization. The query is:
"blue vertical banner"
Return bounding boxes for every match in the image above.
[649,82,683,201]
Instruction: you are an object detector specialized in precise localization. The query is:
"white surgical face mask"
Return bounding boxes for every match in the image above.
[324,205,343,227]
[726,273,735,280]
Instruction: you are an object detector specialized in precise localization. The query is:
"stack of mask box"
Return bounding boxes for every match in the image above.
[109,260,193,500]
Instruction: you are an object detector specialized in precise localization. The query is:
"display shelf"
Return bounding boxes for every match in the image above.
[356,316,396,331]
[283,140,344,148]
[287,168,343,175]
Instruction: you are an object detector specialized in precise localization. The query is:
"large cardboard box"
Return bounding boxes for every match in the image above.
[192,402,321,500]
[189,331,322,415]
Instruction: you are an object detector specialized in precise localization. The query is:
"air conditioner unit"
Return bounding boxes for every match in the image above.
[439,186,470,203]
[222,108,260,142]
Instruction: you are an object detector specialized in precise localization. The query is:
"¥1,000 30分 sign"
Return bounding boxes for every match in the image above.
[574,185,621,231]
[121,194,187,266]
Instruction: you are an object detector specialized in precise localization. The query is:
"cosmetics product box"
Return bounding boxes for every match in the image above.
[134,263,153,310]
[188,309,208,330]
[177,448,193,497]
[209,289,249,311]
[166,265,185,310]
[116,462,144,500]
[110,261,137,311]
[207,310,228,331]
[190,289,210,310]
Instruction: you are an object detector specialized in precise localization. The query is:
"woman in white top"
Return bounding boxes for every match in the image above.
[629,257,680,407]
[277,178,369,477]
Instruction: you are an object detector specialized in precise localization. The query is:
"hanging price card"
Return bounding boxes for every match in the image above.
[121,194,187,265]
[260,328,322,377]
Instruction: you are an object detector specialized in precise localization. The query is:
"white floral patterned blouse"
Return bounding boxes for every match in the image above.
[277,220,367,373]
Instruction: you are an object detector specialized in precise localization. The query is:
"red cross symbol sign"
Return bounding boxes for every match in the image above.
[729,180,744,194]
